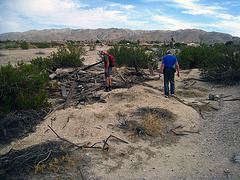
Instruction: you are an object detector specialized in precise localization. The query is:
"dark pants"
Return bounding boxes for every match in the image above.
[164,68,175,96]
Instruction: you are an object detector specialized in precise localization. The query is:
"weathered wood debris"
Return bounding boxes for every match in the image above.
[49,61,151,109]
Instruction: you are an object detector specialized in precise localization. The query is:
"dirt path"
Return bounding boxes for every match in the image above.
[0,47,239,179]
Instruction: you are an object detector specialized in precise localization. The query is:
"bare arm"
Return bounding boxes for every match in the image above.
[159,63,165,76]
[175,62,180,77]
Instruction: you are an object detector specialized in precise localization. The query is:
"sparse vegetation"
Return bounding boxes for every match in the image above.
[31,45,86,69]
[177,42,240,84]
[108,45,157,69]
[0,62,50,114]
[20,41,29,50]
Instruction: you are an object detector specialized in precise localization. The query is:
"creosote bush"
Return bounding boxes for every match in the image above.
[0,62,50,114]
[50,45,86,68]
[31,45,86,69]
[177,42,240,84]
[108,45,157,69]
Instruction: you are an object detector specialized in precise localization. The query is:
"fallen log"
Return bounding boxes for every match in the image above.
[81,60,103,71]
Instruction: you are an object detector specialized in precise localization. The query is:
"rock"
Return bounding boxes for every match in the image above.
[208,93,219,101]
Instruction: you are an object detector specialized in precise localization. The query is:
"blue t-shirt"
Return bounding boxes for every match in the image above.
[162,54,178,68]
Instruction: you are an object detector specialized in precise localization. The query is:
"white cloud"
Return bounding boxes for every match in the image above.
[110,3,135,10]
[152,15,192,30]
[212,18,240,37]
[0,0,140,32]
[122,5,135,10]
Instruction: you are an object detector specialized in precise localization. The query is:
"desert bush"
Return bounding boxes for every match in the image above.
[200,44,240,84]
[177,43,240,84]
[50,45,86,68]
[108,45,157,69]
[177,45,209,69]
[31,56,54,70]
[20,41,29,50]
[88,43,96,51]
[33,42,51,48]
[31,45,86,69]
[0,40,19,49]
[0,62,50,114]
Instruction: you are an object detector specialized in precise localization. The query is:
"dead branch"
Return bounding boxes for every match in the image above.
[182,130,200,134]
[172,96,205,119]
[36,150,52,167]
[48,125,128,151]
[116,68,127,83]
[224,97,240,101]
[77,165,85,180]
[81,60,103,71]
[48,125,101,149]
[170,129,188,136]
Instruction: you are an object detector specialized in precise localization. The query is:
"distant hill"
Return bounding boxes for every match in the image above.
[0,28,239,44]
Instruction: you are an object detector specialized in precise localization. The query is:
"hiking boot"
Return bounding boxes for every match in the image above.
[105,87,109,92]
[109,86,112,91]
[171,94,174,97]
[165,95,169,98]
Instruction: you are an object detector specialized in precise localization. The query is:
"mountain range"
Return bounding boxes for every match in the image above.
[0,28,239,44]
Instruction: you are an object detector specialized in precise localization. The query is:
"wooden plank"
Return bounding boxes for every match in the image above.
[61,86,68,99]
[64,82,77,109]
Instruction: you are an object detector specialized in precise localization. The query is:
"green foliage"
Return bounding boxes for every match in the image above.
[200,43,240,84]
[0,62,50,114]
[118,39,134,44]
[31,56,54,70]
[0,40,19,49]
[108,45,157,69]
[177,43,240,84]
[50,45,85,68]
[34,42,51,48]
[177,46,209,69]
[51,41,64,47]
[20,41,29,50]
[31,45,86,69]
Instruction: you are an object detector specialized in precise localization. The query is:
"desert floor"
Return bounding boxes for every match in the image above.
[0,46,239,179]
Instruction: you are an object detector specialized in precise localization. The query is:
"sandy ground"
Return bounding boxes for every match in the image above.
[0,46,239,179]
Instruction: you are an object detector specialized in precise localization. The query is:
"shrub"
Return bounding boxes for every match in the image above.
[20,41,29,50]
[31,56,54,70]
[50,45,86,68]
[31,45,86,69]
[108,45,157,69]
[33,42,51,48]
[0,62,50,114]
[200,44,240,84]
[177,46,209,69]
[177,43,240,84]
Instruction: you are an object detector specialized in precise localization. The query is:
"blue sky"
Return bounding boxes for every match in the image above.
[0,0,240,37]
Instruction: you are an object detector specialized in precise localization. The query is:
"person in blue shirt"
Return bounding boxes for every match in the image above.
[159,50,180,98]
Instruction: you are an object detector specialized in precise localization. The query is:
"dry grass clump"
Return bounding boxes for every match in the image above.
[119,108,176,138]
[141,113,164,136]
